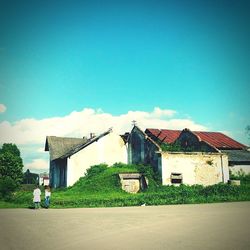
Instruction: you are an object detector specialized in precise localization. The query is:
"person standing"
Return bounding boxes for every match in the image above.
[45,186,51,208]
[33,185,41,209]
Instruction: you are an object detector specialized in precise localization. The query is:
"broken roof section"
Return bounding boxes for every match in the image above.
[146,128,247,150]
[45,128,112,161]
[145,129,181,144]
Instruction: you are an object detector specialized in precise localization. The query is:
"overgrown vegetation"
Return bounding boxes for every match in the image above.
[1,163,250,208]
[229,169,250,185]
[0,143,24,199]
[160,142,195,152]
[160,142,182,152]
[67,163,160,194]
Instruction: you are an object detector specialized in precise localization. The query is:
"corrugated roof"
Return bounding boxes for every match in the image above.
[221,150,250,163]
[146,128,246,150]
[146,129,181,144]
[194,132,246,149]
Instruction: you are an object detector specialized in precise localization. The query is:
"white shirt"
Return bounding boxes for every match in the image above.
[33,188,41,202]
[45,190,51,198]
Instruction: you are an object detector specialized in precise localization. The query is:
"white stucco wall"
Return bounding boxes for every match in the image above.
[67,132,127,187]
[229,165,250,175]
[161,152,229,186]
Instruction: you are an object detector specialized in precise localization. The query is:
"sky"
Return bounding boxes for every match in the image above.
[0,0,249,173]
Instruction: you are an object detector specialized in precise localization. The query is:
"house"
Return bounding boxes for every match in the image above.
[23,169,39,184]
[220,149,250,175]
[128,126,232,186]
[39,172,50,186]
[156,128,250,175]
[45,128,127,188]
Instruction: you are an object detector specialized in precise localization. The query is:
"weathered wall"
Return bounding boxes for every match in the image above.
[145,139,161,172]
[67,132,127,187]
[161,152,229,186]
[119,173,148,193]
[49,158,67,188]
[229,165,250,175]
[128,126,161,172]
[128,127,145,164]
[121,179,140,193]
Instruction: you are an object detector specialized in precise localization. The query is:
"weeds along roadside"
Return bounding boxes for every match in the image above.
[1,163,250,208]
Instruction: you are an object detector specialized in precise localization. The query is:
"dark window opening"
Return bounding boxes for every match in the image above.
[171,173,183,184]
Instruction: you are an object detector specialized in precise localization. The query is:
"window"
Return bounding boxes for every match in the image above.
[171,173,183,184]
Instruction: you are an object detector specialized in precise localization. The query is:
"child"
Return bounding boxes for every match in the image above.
[45,186,51,208]
[33,185,41,209]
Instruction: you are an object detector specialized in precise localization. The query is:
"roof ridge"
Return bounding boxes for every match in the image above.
[134,126,161,150]
[146,128,246,149]
[60,128,113,159]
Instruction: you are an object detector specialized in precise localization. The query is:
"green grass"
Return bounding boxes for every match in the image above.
[0,200,25,208]
[1,163,250,208]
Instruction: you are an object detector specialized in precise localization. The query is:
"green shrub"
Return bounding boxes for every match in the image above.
[20,184,37,191]
[161,142,182,152]
[230,170,250,184]
[85,164,108,178]
[0,176,18,200]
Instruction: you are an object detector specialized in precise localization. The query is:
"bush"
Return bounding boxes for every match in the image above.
[85,164,108,178]
[230,170,250,184]
[0,176,18,200]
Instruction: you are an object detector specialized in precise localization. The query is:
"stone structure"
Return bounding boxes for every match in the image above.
[119,173,148,193]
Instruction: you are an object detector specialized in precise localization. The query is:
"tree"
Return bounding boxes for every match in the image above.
[0,143,21,157]
[0,143,24,198]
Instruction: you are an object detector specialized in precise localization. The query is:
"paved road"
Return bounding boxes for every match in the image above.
[0,202,250,250]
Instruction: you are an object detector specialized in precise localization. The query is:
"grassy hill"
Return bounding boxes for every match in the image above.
[1,163,250,208]
[68,163,160,193]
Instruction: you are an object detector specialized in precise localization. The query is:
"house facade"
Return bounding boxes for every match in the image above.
[128,126,230,186]
[221,149,250,175]
[45,124,249,188]
[66,131,127,186]
[45,129,127,188]
[39,172,50,186]
[161,152,228,186]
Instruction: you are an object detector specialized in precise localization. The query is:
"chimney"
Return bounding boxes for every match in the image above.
[90,133,95,139]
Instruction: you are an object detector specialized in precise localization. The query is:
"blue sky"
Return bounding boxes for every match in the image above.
[0,0,249,172]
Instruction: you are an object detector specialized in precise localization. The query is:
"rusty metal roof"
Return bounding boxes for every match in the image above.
[145,129,181,144]
[194,131,246,149]
[146,128,247,150]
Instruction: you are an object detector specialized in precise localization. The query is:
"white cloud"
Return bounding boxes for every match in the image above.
[0,107,208,173]
[151,107,176,117]
[0,107,207,145]
[0,104,6,113]
[25,159,49,171]
[37,147,46,153]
